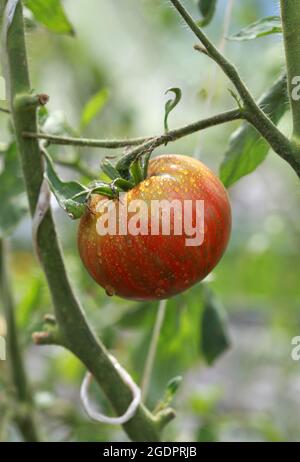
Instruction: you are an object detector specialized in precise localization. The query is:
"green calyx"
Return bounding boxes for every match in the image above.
[95,155,150,199]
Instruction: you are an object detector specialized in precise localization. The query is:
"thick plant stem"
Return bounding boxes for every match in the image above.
[0,239,39,442]
[280,0,300,145]
[4,0,166,442]
[244,111,300,178]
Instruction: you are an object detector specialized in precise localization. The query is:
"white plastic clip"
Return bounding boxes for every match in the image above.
[80,355,141,425]
[31,142,51,260]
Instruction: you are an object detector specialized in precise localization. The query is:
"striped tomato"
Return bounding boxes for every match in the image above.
[78,155,231,300]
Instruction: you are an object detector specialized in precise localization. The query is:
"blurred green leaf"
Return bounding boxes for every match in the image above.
[197,0,218,27]
[118,301,155,328]
[220,75,288,187]
[131,285,204,401]
[190,387,223,415]
[201,289,230,365]
[17,277,44,329]
[164,87,182,132]
[80,88,110,130]
[24,0,74,35]
[0,143,27,238]
[197,422,218,442]
[43,149,87,219]
[228,16,282,41]
[55,351,83,383]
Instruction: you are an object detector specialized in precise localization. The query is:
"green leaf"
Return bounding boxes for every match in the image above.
[101,159,120,181]
[220,75,288,187]
[43,150,88,219]
[0,143,28,238]
[80,88,110,130]
[228,16,282,41]
[130,285,205,393]
[17,277,44,329]
[197,0,218,27]
[24,0,74,35]
[200,289,230,365]
[164,87,182,133]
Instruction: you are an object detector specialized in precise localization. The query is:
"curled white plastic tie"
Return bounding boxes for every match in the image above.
[6,0,20,27]
[80,354,141,425]
[32,177,51,258]
[32,142,51,260]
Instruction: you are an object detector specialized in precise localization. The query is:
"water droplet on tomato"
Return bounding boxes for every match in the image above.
[155,287,166,297]
[105,285,115,297]
[97,250,102,264]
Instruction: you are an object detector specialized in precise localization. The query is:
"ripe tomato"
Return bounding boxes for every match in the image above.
[78,155,231,301]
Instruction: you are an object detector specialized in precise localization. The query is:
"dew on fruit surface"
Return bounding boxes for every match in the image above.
[97,250,103,264]
[105,285,115,297]
[155,287,166,297]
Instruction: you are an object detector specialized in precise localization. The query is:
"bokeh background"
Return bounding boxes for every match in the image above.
[1,0,300,442]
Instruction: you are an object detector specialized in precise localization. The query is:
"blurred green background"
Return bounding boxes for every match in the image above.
[1,0,300,442]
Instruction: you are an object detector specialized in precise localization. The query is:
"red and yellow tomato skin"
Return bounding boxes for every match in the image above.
[78,155,231,301]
